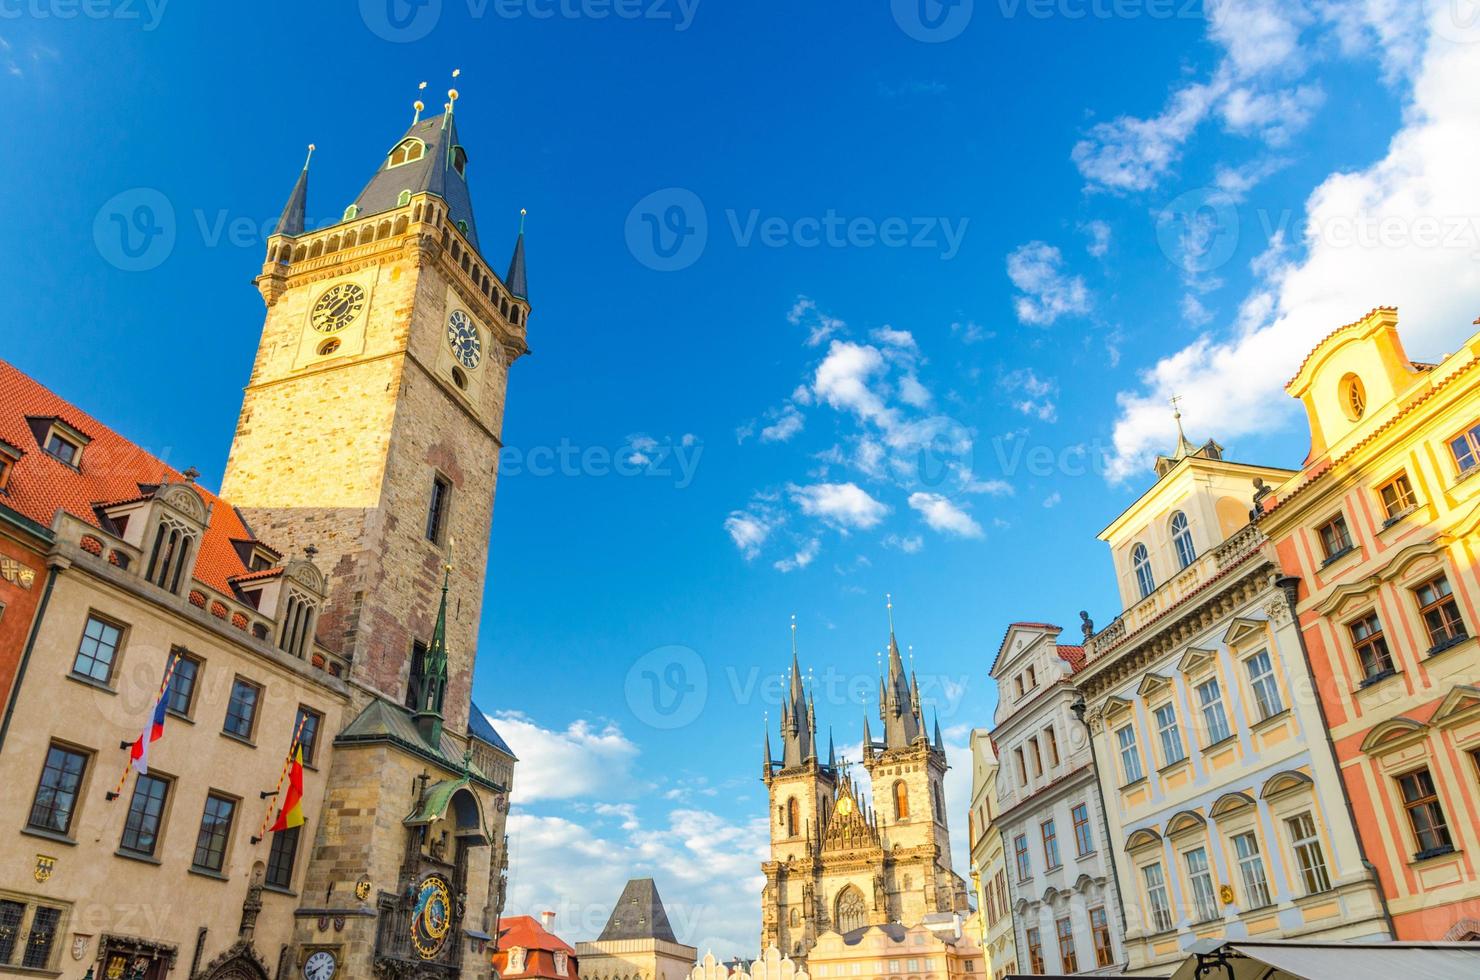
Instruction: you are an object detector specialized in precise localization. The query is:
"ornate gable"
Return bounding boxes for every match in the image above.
[821,782,880,855]
[1360,717,1430,755]
[1433,685,1480,727]
[1222,617,1268,649]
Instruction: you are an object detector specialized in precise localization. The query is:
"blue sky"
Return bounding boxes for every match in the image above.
[4,0,1480,958]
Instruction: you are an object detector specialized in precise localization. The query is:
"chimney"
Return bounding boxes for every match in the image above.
[541,911,556,933]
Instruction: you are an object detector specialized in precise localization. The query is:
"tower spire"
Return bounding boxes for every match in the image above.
[414,560,453,746]
[506,209,528,300]
[272,144,313,238]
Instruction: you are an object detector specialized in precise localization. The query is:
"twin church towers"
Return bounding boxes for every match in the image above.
[760,609,971,960]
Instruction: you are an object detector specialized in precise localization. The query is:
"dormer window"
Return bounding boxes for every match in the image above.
[397,189,412,207]
[145,516,197,594]
[342,204,360,221]
[0,442,17,492]
[450,145,468,177]
[1341,373,1366,421]
[387,138,425,169]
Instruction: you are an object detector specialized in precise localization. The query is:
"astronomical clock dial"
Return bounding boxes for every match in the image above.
[446,309,482,369]
[311,283,366,333]
[303,950,337,980]
[410,875,453,960]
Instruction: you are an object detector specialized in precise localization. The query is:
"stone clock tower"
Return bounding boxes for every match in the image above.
[221,93,530,979]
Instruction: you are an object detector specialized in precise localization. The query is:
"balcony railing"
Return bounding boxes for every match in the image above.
[1086,522,1267,661]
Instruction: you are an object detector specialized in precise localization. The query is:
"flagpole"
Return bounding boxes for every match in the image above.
[253,712,309,844]
[105,650,180,801]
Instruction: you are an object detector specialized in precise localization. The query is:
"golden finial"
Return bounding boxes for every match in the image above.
[448,68,461,106]
[519,207,528,234]
[445,535,456,575]
[413,81,428,124]
[790,613,798,656]
[302,143,316,170]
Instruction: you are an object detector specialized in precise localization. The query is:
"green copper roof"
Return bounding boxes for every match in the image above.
[335,698,504,792]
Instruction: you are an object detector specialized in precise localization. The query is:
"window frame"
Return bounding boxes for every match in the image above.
[26,742,90,838]
[1116,723,1144,784]
[1132,543,1155,599]
[1195,676,1232,744]
[1397,767,1454,859]
[1013,833,1032,882]
[1183,845,1219,922]
[265,824,301,890]
[1244,649,1285,721]
[223,676,263,742]
[1054,916,1078,973]
[1316,513,1354,562]
[1141,862,1174,933]
[1348,612,1395,682]
[294,705,324,768]
[71,612,126,685]
[1446,420,1480,476]
[1414,573,1468,653]
[191,791,239,874]
[1170,511,1196,569]
[425,472,452,544]
[1377,472,1417,522]
[1089,906,1113,968]
[119,771,172,858]
[1044,726,1059,767]
[1232,830,1272,908]
[1040,818,1061,870]
[1153,701,1186,767]
[165,649,202,718]
[1286,811,1332,895]
[386,137,427,169]
[1071,802,1094,856]
[1025,927,1044,975]
[43,429,81,466]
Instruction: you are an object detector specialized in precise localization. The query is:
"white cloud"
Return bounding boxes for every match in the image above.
[724,509,775,559]
[1042,492,1062,508]
[949,320,987,344]
[1007,242,1092,325]
[789,482,889,530]
[773,537,820,573]
[1106,9,1480,481]
[869,325,918,350]
[491,713,639,803]
[897,373,932,408]
[883,533,924,553]
[812,340,896,428]
[907,492,984,538]
[1001,368,1059,422]
[1181,294,1214,326]
[1071,76,1227,193]
[760,405,805,443]
[1081,219,1112,257]
[788,296,846,347]
[1220,84,1325,145]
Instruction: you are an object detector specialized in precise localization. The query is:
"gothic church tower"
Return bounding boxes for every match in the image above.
[761,610,970,964]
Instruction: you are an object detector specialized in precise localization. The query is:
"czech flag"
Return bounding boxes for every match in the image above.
[270,745,305,832]
[128,685,170,775]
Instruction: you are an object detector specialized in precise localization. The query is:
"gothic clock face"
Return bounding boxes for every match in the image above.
[410,875,453,960]
[303,950,337,980]
[311,283,366,333]
[836,796,854,816]
[446,309,481,369]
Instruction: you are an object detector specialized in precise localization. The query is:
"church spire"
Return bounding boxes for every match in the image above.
[781,615,813,768]
[273,144,313,238]
[763,723,774,782]
[881,595,921,749]
[506,209,529,299]
[414,561,453,746]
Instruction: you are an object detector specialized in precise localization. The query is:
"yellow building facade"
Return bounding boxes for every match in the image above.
[965,731,1015,980]
[806,921,985,980]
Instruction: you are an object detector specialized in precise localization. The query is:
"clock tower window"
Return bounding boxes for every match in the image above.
[425,474,452,544]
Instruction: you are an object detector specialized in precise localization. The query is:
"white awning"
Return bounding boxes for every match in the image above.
[1169,940,1480,980]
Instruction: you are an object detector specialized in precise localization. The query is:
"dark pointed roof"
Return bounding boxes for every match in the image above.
[353,110,480,250]
[417,567,452,719]
[597,878,678,943]
[881,633,922,749]
[468,701,516,759]
[506,229,528,299]
[781,645,812,769]
[274,159,309,237]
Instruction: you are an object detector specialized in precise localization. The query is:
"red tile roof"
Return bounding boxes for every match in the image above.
[0,359,264,595]
[497,916,575,955]
[1057,645,1087,673]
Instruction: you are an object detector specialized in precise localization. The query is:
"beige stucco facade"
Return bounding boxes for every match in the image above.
[965,732,1015,980]
[806,921,985,980]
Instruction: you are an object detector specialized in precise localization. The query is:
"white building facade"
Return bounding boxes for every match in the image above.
[990,623,1125,975]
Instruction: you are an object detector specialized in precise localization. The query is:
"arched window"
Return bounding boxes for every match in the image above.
[787,797,800,838]
[387,138,426,168]
[835,886,868,934]
[893,781,910,821]
[450,145,468,176]
[277,591,318,660]
[1132,543,1155,599]
[932,782,944,823]
[396,189,412,207]
[145,518,196,595]
[341,204,359,221]
[789,908,801,928]
[1170,511,1196,569]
